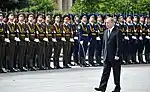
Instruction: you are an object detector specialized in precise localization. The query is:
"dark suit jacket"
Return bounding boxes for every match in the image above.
[103,26,122,62]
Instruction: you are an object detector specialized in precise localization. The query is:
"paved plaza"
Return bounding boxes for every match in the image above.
[0,64,150,92]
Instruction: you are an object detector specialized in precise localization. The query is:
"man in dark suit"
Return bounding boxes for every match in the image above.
[95,17,122,92]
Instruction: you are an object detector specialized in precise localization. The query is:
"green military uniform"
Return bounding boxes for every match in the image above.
[25,16,37,71]
[53,14,63,69]
[0,11,7,73]
[44,16,54,69]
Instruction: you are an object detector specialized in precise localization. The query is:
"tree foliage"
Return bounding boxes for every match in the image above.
[71,0,150,14]
[22,0,56,12]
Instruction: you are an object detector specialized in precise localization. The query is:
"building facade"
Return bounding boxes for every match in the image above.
[54,0,76,11]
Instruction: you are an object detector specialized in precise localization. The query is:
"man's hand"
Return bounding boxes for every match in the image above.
[114,56,119,60]
[80,41,83,45]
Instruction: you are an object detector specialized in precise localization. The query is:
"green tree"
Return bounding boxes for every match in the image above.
[71,0,101,14]
[71,0,150,14]
[22,0,56,12]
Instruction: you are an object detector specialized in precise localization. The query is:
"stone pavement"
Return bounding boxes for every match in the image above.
[0,64,150,92]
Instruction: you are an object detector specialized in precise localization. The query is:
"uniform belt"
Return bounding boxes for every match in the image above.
[142,33,146,35]
[39,34,44,36]
[91,33,96,35]
[82,34,88,36]
[48,34,52,36]
[56,34,62,36]
[10,34,15,36]
[66,34,71,36]
[134,33,138,35]
[20,34,25,36]
[99,32,103,34]
[0,35,4,37]
[30,34,35,36]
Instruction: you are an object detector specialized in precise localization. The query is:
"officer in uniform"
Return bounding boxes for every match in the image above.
[78,14,90,67]
[130,15,139,64]
[87,14,97,66]
[16,13,28,71]
[72,15,80,65]
[145,15,150,63]
[52,14,63,69]
[96,14,104,66]
[6,12,18,72]
[137,15,146,64]
[62,14,74,68]
[67,14,75,66]
[25,13,37,71]
[35,13,46,70]
[0,11,7,73]
[125,15,136,64]
[118,14,128,64]
[44,13,54,69]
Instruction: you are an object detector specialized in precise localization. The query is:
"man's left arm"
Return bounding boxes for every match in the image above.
[115,30,122,58]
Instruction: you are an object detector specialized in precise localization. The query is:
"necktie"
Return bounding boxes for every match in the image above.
[108,30,110,38]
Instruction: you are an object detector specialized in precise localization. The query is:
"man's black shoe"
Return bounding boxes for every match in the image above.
[10,68,18,72]
[20,67,28,71]
[0,68,7,73]
[94,87,105,92]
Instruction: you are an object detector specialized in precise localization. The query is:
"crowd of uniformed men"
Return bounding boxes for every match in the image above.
[0,10,150,73]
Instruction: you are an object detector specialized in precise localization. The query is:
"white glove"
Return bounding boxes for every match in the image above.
[53,31,56,33]
[26,30,29,33]
[132,36,137,39]
[88,42,90,46]
[70,38,74,42]
[46,31,48,34]
[43,37,49,42]
[139,36,143,40]
[7,30,10,34]
[52,38,57,42]
[15,37,20,42]
[96,37,101,40]
[36,31,39,34]
[124,36,129,40]
[16,29,19,32]
[61,37,66,42]
[114,56,119,60]
[25,38,30,42]
[63,31,65,34]
[74,36,78,40]
[80,41,83,45]
[34,38,39,42]
[4,38,10,43]
[146,36,150,39]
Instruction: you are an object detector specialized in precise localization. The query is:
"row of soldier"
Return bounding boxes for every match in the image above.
[0,11,150,73]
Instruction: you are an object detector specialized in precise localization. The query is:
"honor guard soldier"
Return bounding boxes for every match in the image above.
[67,14,75,66]
[87,14,97,66]
[145,15,150,63]
[6,12,18,72]
[130,15,138,64]
[0,11,7,73]
[26,13,37,71]
[44,13,54,69]
[78,14,90,67]
[62,14,74,68]
[52,14,63,69]
[96,14,104,66]
[126,15,135,64]
[16,13,28,71]
[72,15,80,65]
[137,15,146,64]
[118,14,129,64]
[35,13,46,70]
